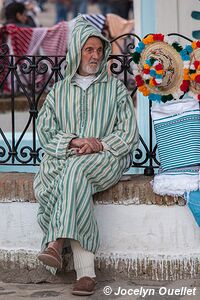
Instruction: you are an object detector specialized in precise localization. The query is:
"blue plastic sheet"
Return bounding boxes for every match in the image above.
[186,190,200,226]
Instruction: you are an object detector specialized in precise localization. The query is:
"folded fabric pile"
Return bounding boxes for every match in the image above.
[131,34,200,225]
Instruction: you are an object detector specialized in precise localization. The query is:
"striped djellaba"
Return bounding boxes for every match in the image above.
[33,16,139,253]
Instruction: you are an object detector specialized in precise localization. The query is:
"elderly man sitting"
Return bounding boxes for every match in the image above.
[34,15,138,296]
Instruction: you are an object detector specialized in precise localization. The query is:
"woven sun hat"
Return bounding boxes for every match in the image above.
[186,40,200,101]
[131,34,190,103]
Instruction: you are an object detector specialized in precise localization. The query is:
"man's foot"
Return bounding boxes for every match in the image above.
[72,276,96,296]
[37,247,62,269]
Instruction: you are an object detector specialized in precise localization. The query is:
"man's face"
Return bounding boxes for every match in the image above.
[78,37,104,76]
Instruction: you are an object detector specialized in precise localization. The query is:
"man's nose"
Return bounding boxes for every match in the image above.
[92,51,100,59]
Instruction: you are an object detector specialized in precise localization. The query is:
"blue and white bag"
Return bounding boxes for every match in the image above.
[152,98,200,196]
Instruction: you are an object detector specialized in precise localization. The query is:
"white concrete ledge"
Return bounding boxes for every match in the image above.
[1,202,200,281]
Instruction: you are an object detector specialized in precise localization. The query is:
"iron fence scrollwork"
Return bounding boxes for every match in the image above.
[0,33,193,175]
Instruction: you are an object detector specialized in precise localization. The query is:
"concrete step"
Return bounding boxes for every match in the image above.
[0,172,185,206]
[0,172,200,283]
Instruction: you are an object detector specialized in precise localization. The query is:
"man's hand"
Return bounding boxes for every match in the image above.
[69,138,103,154]
[78,143,93,155]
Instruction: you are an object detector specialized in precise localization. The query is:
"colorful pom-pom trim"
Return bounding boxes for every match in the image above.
[187,40,200,101]
[131,34,190,103]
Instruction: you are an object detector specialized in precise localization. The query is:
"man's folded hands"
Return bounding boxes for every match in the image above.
[69,137,103,155]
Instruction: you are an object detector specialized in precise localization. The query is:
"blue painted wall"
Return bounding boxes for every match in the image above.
[136,0,156,173]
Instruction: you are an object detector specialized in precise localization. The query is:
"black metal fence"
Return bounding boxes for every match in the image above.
[0,33,192,175]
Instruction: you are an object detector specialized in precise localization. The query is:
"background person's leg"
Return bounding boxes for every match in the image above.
[79,0,88,15]
[55,2,67,23]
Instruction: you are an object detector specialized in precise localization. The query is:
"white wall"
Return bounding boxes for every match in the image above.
[134,0,200,39]
[1,202,200,256]
[156,0,200,41]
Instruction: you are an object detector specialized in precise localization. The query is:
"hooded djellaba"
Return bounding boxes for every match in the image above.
[34,15,139,260]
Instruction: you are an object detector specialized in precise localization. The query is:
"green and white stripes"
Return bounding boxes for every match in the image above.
[154,110,200,171]
[33,16,138,253]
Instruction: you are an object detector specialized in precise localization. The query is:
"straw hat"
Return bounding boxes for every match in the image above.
[188,41,200,101]
[131,34,189,102]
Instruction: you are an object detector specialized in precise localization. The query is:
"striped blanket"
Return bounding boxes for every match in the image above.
[4,14,106,56]
[5,22,68,56]
[152,97,200,196]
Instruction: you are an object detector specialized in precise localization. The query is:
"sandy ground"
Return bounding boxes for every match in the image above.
[0,278,200,300]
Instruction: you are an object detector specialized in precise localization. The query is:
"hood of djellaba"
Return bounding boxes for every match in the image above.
[65,15,111,81]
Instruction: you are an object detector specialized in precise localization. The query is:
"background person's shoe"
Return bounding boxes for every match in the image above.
[37,247,62,270]
[72,276,96,296]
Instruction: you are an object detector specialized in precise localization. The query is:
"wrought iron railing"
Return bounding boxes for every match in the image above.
[0,33,193,175]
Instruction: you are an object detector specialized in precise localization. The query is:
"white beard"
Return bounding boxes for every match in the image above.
[82,61,101,75]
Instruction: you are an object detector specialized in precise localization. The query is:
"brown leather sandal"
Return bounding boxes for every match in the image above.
[72,276,96,296]
[37,247,62,270]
